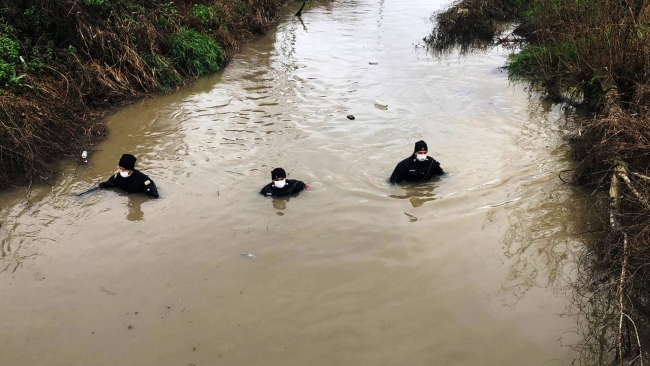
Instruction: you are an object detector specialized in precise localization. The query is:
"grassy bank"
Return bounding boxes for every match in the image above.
[0,0,292,188]
[428,0,650,364]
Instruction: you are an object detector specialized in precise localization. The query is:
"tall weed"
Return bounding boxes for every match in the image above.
[168,28,225,77]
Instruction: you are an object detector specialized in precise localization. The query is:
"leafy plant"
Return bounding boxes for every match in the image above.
[161,1,177,15]
[0,23,19,85]
[23,47,45,73]
[158,1,178,29]
[6,67,31,88]
[144,54,182,91]
[507,46,544,80]
[191,4,214,28]
[24,6,51,28]
[168,28,225,77]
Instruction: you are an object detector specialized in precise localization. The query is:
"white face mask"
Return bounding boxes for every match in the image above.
[120,171,131,178]
[274,179,286,188]
[416,154,427,162]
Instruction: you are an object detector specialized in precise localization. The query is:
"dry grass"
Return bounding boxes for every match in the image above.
[0,0,291,188]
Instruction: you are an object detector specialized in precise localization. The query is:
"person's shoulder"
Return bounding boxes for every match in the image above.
[260,183,274,195]
[133,170,155,185]
[397,156,413,166]
[133,170,151,179]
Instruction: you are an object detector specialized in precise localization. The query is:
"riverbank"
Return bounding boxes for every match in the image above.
[427,0,650,364]
[0,0,296,189]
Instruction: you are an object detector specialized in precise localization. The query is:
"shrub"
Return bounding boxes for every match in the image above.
[0,23,19,85]
[168,28,225,76]
[191,4,214,28]
[144,54,182,91]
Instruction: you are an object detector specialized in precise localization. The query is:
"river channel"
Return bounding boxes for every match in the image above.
[0,0,589,364]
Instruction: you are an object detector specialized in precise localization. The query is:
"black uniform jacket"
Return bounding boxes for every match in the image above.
[99,170,160,198]
[260,179,307,197]
[390,156,444,183]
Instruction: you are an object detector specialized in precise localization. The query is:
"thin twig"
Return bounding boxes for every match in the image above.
[629,355,641,366]
[559,169,575,184]
[100,287,116,295]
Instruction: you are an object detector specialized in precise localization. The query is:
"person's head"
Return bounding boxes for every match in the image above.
[271,167,287,188]
[118,154,137,178]
[413,140,428,162]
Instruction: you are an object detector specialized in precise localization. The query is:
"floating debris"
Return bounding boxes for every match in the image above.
[347,115,355,120]
[374,100,388,108]
[240,253,255,259]
[404,212,419,222]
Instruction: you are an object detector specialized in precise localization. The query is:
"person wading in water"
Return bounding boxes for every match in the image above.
[99,154,160,198]
[389,140,444,183]
[260,168,308,197]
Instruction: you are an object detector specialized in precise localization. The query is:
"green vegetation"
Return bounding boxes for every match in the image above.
[0,0,289,188]
[169,28,225,76]
[503,0,649,107]
[144,54,182,91]
[191,4,215,27]
[0,23,19,86]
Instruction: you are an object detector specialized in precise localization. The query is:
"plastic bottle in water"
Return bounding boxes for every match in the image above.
[374,100,388,108]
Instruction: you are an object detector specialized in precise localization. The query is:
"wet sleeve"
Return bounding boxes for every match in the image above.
[260,184,271,196]
[99,174,118,189]
[141,179,159,198]
[389,163,404,183]
[433,159,444,175]
[293,181,307,193]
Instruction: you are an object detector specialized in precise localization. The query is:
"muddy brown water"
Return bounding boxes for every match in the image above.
[0,1,590,365]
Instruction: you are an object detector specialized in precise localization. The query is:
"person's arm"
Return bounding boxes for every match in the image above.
[432,159,444,175]
[293,180,308,193]
[260,183,272,196]
[141,179,159,198]
[389,164,404,184]
[98,173,118,189]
